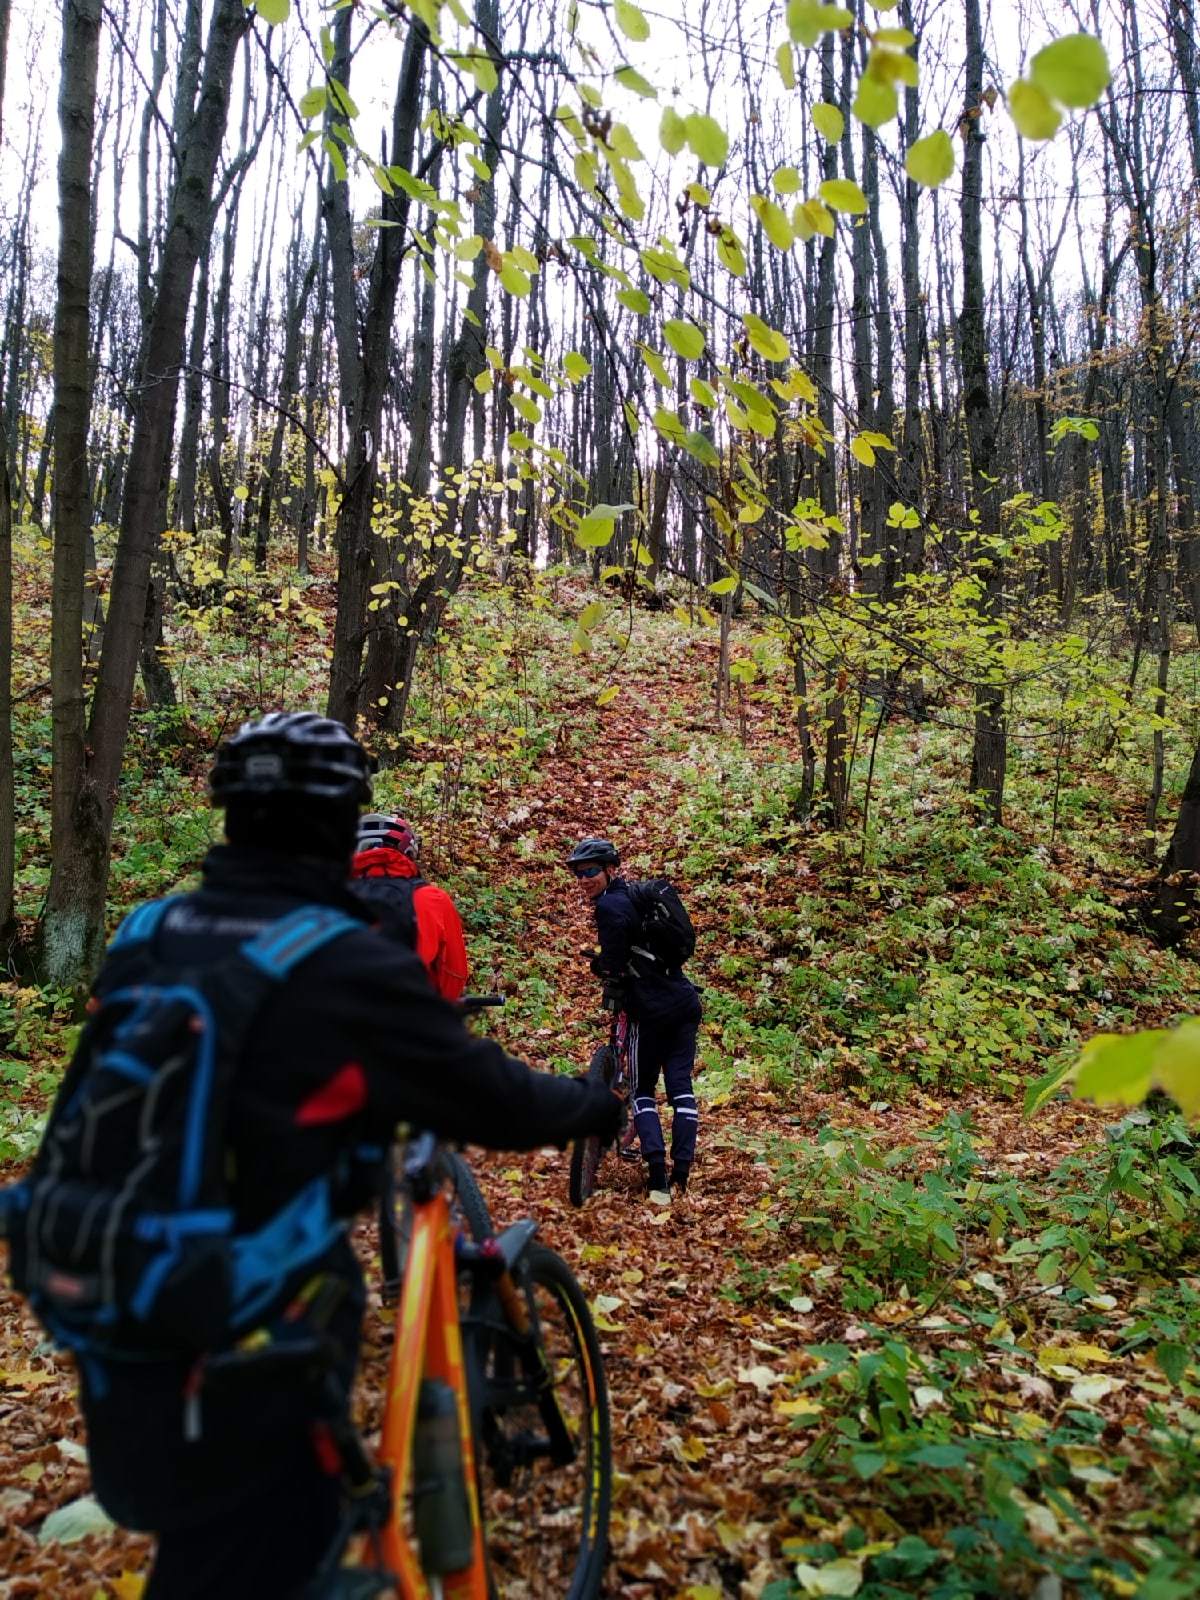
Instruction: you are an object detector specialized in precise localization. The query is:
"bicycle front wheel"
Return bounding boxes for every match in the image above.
[568,1045,616,1208]
[472,1243,612,1599]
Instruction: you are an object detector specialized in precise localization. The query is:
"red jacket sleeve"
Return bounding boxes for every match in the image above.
[413,883,469,1001]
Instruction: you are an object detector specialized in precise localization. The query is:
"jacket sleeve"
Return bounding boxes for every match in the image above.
[414,884,470,1002]
[346,935,620,1150]
[593,888,638,979]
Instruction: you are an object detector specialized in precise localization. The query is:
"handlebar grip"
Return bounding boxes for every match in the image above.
[459,994,505,1012]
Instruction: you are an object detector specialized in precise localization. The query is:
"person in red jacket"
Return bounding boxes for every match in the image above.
[350,814,469,1001]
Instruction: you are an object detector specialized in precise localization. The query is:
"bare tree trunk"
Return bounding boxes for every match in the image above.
[325,13,429,729]
[961,0,1006,822]
[41,0,250,986]
[47,0,102,971]
[0,0,14,945]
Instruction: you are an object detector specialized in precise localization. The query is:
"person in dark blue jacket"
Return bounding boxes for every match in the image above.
[567,838,702,1196]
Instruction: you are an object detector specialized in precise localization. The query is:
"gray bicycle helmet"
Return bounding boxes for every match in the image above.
[210,712,373,806]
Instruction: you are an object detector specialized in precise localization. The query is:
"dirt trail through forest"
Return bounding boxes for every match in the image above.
[0,619,1106,1597]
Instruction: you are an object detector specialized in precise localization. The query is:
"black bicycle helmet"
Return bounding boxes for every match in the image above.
[355,813,420,860]
[210,712,373,806]
[566,837,620,868]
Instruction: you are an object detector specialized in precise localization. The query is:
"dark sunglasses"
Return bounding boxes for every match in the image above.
[572,865,605,879]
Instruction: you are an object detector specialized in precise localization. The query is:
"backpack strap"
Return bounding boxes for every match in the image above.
[241,905,362,980]
[109,895,184,952]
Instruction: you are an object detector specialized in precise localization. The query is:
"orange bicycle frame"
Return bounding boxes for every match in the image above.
[376,1186,489,1599]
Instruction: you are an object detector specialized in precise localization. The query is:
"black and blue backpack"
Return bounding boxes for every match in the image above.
[1,899,360,1364]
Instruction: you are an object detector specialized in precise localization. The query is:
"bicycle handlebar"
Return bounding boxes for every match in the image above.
[459,993,505,1012]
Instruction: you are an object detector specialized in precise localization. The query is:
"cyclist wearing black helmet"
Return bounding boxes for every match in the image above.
[567,837,701,1199]
[46,713,621,1600]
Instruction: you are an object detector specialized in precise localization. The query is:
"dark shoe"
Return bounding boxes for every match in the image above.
[646,1160,668,1195]
[669,1164,689,1194]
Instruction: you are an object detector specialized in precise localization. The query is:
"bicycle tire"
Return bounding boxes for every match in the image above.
[383,1149,494,1295]
[568,1045,616,1208]
[470,1243,612,1600]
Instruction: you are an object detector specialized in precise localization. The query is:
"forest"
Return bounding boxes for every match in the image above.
[0,0,1199,1594]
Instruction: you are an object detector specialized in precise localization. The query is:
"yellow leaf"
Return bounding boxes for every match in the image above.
[695,1377,735,1398]
[776,1397,823,1421]
[109,1576,147,1600]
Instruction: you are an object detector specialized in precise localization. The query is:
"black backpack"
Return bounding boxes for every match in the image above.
[351,874,426,950]
[627,878,696,970]
[1,898,360,1360]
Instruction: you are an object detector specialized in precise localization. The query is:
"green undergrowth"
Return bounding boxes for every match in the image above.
[3,553,1200,1157]
[732,1110,1200,1598]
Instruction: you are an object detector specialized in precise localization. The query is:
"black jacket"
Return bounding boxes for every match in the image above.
[80,845,619,1531]
[592,876,702,1027]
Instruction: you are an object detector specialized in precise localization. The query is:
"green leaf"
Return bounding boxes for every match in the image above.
[653,406,687,443]
[253,0,290,24]
[853,73,898,128]
[710,575,739,595]
[577,502,635,548]
[690,377,718,408]
[500,263,532,297]
[819,178,868,214]
[1009,78,1062,140]
[299,85,327,119]
[579,601,606,630]
[742,314,791,363]
[1075,1030,1167,1108]
[564,351,592,382]
[776,41,796,89]
[659,106,687,154]
[512,393,542,425]
[618,288,652,314]
[640,245,689,288]
[1031,33,1110,108]
[684,113,729,167]
[683,430,719,466]
[596,684,621,706]
[716,228,747,276]
[663,318,706,360]
[614,0,650,41]
[616,64,657,98]
[473,369,493,395]
[904,129,955,187]
[771,165,801,195]
[638,344,672,386]
[452,51,499,93]
[750,194,794,250]
[811,102,844,142]
[1156,1341,1189,1387]
[787,1,853,48]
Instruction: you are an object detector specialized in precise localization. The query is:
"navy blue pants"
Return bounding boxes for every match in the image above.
[630,1015,699,1168]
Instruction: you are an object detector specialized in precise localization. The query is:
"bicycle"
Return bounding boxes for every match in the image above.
[209,1127,613,1598]
[569,1005,639,1208]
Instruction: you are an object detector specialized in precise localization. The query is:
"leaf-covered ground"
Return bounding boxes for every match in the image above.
[2,565,1198,1597]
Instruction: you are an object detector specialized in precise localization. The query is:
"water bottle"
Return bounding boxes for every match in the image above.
[412,1377,475,1574]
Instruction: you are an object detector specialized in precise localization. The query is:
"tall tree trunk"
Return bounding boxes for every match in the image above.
[961,0,1006,822]
[47,0,102,972]
[41,0,250,986]
[325,13,429,728]
[0,0,14,946]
